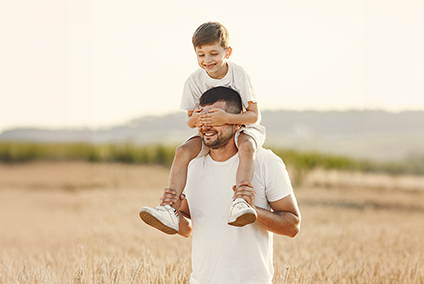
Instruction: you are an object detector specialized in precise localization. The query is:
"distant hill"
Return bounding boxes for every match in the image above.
[1,110,424,161]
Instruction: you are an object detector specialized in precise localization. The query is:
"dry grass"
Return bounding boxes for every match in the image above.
[1,162,423,283]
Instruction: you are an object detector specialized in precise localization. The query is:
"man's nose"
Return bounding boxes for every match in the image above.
[201,124,211,131]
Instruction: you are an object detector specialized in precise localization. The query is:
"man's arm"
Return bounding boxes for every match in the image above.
[176,199,192,238]
[256,193,301,237]
[233,182,301,237]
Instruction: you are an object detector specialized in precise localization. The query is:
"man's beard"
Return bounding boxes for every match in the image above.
[202,126,235,150]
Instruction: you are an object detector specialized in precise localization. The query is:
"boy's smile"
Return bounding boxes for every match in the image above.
[195,43,232,79]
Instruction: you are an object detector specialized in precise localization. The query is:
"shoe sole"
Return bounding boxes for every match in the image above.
[139,209,178,235]
[228,211,257,227]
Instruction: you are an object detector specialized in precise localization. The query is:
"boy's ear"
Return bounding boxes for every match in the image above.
[225,46,232,59]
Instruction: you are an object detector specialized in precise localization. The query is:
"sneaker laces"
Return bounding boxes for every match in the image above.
[233,200,250,209]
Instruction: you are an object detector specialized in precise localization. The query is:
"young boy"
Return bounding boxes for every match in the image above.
[139,22,266,234]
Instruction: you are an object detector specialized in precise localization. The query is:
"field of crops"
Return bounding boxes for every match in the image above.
[1,161,423,283]
[2,142,423,187]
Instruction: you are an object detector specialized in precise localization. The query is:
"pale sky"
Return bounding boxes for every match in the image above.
[1,0,423,132]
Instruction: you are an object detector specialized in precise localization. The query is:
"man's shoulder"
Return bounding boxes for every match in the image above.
[255,147,284,167]
[256,147,276,159]
[188,149,282,168]
[188,154,208,167]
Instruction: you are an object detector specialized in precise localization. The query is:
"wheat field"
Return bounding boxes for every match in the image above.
[0,161,423,283]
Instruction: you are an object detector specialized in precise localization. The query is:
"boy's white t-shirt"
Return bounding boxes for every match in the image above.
[180,61,262,127]
[185,147,293,284]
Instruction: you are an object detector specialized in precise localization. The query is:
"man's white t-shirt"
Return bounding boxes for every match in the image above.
[184,147,293,284]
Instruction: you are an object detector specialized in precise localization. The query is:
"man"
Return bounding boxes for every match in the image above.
[151,86,300,283]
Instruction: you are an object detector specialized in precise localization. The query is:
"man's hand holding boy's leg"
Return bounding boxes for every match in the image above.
[228,181,257,227]
[232,181,256,210]
[160,188,186,208]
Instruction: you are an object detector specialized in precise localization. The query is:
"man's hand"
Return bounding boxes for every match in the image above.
[232,181,256,209]
[160,188,185,207]
[200,108,229,126]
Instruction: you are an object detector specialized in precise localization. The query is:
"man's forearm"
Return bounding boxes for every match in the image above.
[255,207,300,238]
[178,211,192,238]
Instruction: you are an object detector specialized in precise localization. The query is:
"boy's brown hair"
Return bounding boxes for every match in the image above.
[192,22,230,49]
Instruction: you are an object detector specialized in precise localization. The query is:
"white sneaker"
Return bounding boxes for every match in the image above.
[139,205,179,234]
[228,198,257,227]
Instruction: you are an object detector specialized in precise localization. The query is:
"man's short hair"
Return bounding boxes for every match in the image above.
[199,86,242,114]
[192,22,230,49]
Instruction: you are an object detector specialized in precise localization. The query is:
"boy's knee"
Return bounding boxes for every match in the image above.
[238,137,256,154]
[175,143,190,158]
[175,138,201,160]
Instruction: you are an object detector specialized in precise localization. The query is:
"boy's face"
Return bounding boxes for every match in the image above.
[195,42,232,79]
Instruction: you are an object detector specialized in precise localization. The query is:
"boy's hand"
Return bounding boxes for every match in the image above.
[188,108,203,128]
[200,108,228,126]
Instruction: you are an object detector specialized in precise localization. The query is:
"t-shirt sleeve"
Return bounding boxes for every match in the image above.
[236,73,257,109]
[261,150,294,202]
[180,77,201,111]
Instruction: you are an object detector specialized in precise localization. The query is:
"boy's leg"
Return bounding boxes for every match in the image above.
[167,136,202,209]
[139,137,202,234]
[228,132,257,227]
[235,132,256,188]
